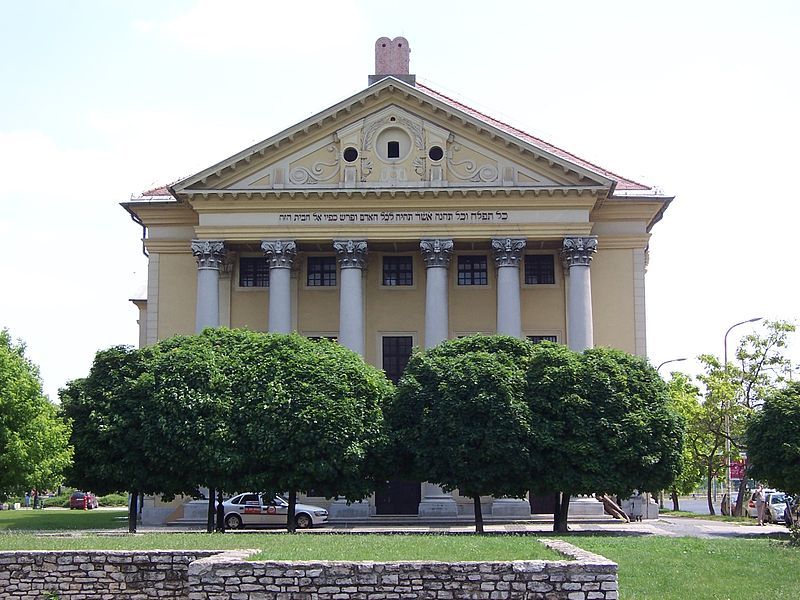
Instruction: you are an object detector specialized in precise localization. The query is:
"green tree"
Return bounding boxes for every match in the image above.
[730,320,795,514]
[140,333,238,532]
[665,373,705,510]
[688,355,738,515]
[220,330,392,532]
[60,345,165,532]
[0,329,72,500]
[386,335,535,532]
[746,381,800,495]
[527,344,683,532]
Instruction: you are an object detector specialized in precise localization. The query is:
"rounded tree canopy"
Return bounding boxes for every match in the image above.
[387,335,534,499]
[526,344,683,497]
[747,381,800,495]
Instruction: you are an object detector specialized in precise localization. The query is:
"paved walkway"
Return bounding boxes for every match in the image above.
[135,517,789,539]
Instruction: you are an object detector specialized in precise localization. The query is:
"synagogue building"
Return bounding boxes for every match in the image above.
[123,38,672,524]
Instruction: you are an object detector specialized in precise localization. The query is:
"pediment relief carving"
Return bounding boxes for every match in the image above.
[200,104,584,193]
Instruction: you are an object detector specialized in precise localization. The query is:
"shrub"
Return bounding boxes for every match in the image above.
[43,494,70,508]
[98,493,128,507]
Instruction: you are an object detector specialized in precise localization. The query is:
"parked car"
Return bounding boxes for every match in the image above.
[69,491,98,510]
[221,493,328,530]
[764,492,789,524]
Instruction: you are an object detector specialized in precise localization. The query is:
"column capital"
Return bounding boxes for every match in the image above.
[191,240,226,270]
[261,240,297,269]
[491,238,526,268]
[420,238,454,268]
[561,236,598,268]
[334,240,368,269]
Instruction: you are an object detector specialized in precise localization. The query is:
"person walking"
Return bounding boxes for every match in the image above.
[752,485,766,526]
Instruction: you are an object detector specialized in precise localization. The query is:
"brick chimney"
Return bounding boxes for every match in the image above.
[368,37,416,86]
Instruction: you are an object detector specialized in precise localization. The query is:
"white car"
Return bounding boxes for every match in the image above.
[222,493,328,529]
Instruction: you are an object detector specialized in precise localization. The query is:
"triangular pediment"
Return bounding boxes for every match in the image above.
[172,77,626,196]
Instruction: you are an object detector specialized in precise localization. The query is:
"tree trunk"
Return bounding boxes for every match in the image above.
[733,478,749,516]
[215,490,225,532]
[287,490,297,533]
[206,488,215,533]
[554,493,570,533]
[473,496,484,534]
[552,493,562,532]
[671,489,680,511]
[706,469,715,516]
[128,489,138,533]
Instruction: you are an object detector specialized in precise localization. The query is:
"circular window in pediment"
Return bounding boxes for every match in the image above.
[375,126,412,162]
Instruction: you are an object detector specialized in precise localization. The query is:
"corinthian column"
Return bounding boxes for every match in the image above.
[420,239,453,348]
[334,240,368,356]
[492,238,526,337]
[261,240,297,333]
[561,237,597,351]
[191,240,226,332]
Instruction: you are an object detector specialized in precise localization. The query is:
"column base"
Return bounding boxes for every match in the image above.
[327,499,371,519]
[491,497,531,518]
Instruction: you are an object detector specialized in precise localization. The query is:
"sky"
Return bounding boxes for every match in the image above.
[1,0,799,401]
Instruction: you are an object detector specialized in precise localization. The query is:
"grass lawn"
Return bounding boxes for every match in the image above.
[570,535,800,600]
[0,531,559,560]
[660,509,754,524]
[0,509,127,531]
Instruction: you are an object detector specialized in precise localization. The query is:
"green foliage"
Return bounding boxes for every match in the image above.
[60,346,167,497]
[42,494,70,508]
[62,329,392,515]
[388,335,534,500]
[666,373,705,495]
[98,493,128,507]
[0,329,73,500]
[747,381,800,495]
[140,333,237,497]
[216,330,392,501]
[527,345,683,497]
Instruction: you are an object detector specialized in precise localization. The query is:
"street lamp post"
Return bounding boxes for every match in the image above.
[656,358,688,373]
[722,317,763,515]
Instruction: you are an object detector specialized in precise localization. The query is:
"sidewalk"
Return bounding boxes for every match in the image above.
[136,516,789,539]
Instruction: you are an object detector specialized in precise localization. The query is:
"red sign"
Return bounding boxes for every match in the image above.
[730,459,746,479]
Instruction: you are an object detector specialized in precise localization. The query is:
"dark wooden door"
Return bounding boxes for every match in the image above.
[529,493,557,514]
[375,480,421,515]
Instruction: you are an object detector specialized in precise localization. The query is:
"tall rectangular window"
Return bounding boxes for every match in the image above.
[239,257,269,287]
[383,256,413,286]
[524,255,555,285]
[382,336,413,383]
[457,255,488,286]
[307,257,336,287]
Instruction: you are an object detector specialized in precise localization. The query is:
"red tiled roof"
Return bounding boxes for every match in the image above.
[141,185,171,197]
[415,82,651,191]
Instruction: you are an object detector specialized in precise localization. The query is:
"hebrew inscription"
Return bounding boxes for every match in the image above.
[277,210,510,224]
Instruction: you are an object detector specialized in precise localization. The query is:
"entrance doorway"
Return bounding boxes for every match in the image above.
[529,493,557,514]
[375,480,421,515]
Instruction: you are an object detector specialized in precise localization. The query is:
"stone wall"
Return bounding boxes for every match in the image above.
[188,539,618,600]
[0,550,220,599]
[0,540,617,600]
